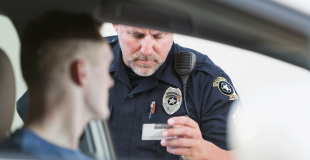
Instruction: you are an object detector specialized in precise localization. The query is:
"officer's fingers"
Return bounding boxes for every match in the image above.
[168,116,198,129]
[162,126,200,138]
[161,138,196,148]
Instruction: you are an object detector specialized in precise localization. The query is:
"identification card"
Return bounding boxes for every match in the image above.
[142,123,173,140]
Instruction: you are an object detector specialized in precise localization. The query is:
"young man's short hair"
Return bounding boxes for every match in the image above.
[21,11,106,88]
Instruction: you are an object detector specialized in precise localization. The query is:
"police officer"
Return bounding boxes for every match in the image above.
[17,24,239,160]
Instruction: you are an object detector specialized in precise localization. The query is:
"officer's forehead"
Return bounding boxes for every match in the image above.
[120,25,165,34]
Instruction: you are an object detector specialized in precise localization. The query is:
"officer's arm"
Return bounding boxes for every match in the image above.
[199,71,239,159]
[200,71,239,150]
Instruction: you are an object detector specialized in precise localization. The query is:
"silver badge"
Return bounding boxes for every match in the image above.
[162,87,182,115]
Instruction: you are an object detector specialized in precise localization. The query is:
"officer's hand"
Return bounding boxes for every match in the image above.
[160,116,231,160]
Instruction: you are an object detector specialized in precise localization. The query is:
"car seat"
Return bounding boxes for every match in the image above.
[0,48,16,141]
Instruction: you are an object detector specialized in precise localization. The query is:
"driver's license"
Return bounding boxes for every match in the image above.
[142,123,173,140]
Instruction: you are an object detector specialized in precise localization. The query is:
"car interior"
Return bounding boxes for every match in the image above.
[0,0,309,159]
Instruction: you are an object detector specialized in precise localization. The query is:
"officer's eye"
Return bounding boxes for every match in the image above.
[153,35,163,39]
[132,34,145,39]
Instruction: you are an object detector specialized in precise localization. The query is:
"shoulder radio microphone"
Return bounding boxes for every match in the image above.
[173,51,196,118]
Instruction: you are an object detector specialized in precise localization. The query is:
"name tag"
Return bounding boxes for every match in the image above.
[142,123,174,140]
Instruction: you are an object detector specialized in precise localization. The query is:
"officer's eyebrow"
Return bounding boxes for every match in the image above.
[128,30,145,35]
[128,30,166,35]
[127,30,166,39]
[127,30,146,39]
[152,32,165,36]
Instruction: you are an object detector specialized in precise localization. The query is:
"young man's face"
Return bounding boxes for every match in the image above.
[87,42,114,120]
[113,25,173,76]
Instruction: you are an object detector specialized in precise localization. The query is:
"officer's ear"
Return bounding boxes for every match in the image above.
[112,24,119,34]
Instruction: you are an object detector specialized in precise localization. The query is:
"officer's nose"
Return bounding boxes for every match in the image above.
[140,36,153,56]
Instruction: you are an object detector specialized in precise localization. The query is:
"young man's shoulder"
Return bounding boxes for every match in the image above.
[0,128,92,160]
[0,129,35,159]
[0,129,24,151]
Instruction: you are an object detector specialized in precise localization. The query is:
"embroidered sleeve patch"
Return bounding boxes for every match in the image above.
[213,77,239,100]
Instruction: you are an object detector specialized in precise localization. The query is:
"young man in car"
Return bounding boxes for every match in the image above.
[17,24,238,159]
[0,11,114,160]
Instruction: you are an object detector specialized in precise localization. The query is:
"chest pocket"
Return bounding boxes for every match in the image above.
[139,113,174,159]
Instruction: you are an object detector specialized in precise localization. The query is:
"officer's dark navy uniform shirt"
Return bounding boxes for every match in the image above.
[17,35,239,160]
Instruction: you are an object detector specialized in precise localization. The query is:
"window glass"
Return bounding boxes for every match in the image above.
[172,34,310,99]
[2,20,309,135]
[0,15,25,132]
[101,23,310,100]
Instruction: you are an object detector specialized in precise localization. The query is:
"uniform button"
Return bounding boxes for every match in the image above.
[112,38,116,42]
[122,125,127,131]
[128,95,134,99]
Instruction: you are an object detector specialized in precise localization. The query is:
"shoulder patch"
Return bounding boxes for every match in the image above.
[213,77,239,100]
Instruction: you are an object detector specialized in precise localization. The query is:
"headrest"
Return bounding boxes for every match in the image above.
[0,48,16,140]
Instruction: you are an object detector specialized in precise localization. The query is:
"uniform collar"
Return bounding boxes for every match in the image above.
[109,42,132,89]
[108,35,119,73]
[109,38,182,91]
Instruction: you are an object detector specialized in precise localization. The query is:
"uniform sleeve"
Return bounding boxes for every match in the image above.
[200,71,240,150]
[16,91,28,121]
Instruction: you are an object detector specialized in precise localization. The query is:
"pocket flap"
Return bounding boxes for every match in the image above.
[140,112,172,131]
[107,104,113,123]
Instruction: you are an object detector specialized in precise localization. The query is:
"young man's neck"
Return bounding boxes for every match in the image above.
[24,92,89,150]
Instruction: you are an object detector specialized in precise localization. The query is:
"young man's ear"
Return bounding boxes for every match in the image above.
[71,60,87,86]
[112,24,119,34]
